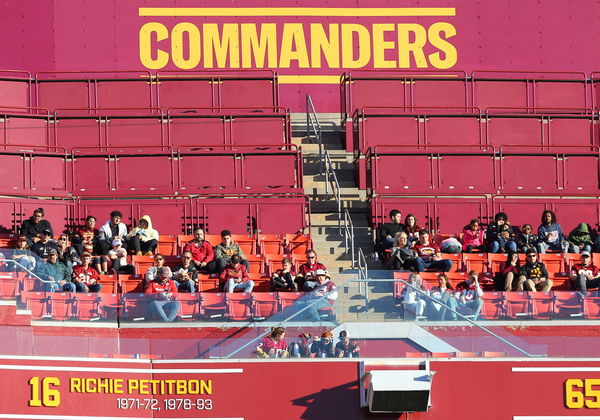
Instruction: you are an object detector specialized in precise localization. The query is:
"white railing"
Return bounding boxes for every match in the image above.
[305,94,323,174]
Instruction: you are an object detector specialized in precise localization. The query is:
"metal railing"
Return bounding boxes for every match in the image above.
[305,94,323,174]
[324,151,342,235]
[343,209,355,267]
[0,257,45,283]
[357,248,368,298]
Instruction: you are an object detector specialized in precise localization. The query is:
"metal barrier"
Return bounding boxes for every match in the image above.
[343,209,355,268]
[324,151,342,234]
[305,94,323,174]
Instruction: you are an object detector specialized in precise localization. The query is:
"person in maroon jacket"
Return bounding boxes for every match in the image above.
[297,249,327,291]
[570,251,600,295]
[496,251,521,291]
[72,253,102,293]
[144,266,180,322]
[183,228,216,273]
[220,254,254,293]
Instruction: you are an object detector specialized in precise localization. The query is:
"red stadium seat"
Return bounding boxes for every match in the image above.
[131,256,156,276]
[277,291,304,315]
[538,253,566,276]
[118,275,144,294]
[504,292,531,319]
[481,291,505,320]
[226,292,253,321]
[49,292,76,321]
[0,272,24,299]
[283,233,312,256]
[199,293,227,319]
[530,291,554,319]
[583,296,600,319]
[175,292,201,320]
[462,253,489,275]
[21,291,52,320]
[120,293,148,321]
[157,235,177,256]
[72,293,102,321]
[252,292,279,319]
[258,234,283,255]
[553,291,584,318]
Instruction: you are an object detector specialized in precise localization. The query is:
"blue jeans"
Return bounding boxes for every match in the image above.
[225,279,254,293]
[177,279,195,293]
[537,241,568,254]
[146,300,181,322]
[414,258,453,273]
[428,294,458,321]
[74,282,103,293]
[458,299,483,319]
[45,281,76,293]
[488,240,517,253]
[569,244,592,254]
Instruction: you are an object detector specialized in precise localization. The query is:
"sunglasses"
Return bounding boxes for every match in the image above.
[308,256,316,259]
[527,254,537,258]
[156,258,164,261]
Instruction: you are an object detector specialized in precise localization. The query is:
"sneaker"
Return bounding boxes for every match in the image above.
[144,251,153,256]
[136,251,143,256]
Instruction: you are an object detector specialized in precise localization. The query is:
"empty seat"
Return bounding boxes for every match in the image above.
[72,293,102,321]
[530,291,554,319]
[481,291,505,320]
[176,292,201,320]
[199,293,227,319]
[252,292,279,319]
[554,291,584,319]
[504,291,530,319]
[226,292,253,320]
[120,293,148,321]
[21,291,52,320]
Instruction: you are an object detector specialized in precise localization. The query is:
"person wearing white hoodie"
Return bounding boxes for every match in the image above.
[126,215,159,256]
[97,210,128,255]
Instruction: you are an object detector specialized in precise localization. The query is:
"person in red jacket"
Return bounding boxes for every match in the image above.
[297,250,327,291]
[144,266,180,322]
[220,254,254,293]
[183,228,216,273]
[72,253,102,293]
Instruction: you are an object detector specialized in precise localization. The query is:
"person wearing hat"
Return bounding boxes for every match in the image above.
[302,269,338,321]
[36,248,75,292]
[289,333,314,358]
[570,251,600,295]
[335,330,360,358]
[108,238,134,274]
[31,229,58,261]
[311,331,335,358]
[144,266,180,322]
[296,250,327,291]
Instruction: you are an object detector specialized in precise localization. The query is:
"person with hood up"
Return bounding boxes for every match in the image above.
[126,215,159,256]
[567,223,593,254]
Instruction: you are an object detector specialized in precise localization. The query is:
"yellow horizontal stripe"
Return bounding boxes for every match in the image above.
[139,7,456,17]
[279,75,340,84]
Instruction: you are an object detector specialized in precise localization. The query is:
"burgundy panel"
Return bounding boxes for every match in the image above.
[493,199,550,228]
[426,116,481,146]
[535,81,586,108]
[77,202,136,228]
[437,154,496,193]
[169,117,226,147]
[473,80,528,110]
[37,81,91,111]
[563,155,599,193]
[552,201,600,231]
[115,155,173,193]
[19,200,71,235]
[106,117,163,147]
[178,154,236,191]
[203,202,250,234]
[220,80,276,107]
[0,154,25,192]
[137,202,189,235]
[434,199,488,233]
[96,80,152,108]
[370,197,435,230]
[231,117,286,145]
[0,200,18,233]
[0,80,29,108]
[361,116,419,151]
[487,116,543,147]
[547,117,595,150]
[256,201,306,234]
[55,118,102,149]
[5,116,49,146]
[72,156,111,194]
[30,155,67,194]
[242,154,299,192]
[500,154,559,193]
[351,80,406,110]
[158,80,214,109]
[412,80,467,107]
[372,154,434,193]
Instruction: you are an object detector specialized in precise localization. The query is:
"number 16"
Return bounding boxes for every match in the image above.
[29,377,61,407]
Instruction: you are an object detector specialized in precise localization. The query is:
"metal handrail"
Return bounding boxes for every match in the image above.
[305,94,323,174]
[324,151,342,234]
[343,209,355,268]
[357,248,368,299]
[0,258,46,283]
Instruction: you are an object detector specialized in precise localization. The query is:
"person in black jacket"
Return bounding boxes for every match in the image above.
[517,249,552,292]
[373,209,404,260]
[20,208,53,247]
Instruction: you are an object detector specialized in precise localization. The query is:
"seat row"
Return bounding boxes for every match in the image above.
[19,291,308,322]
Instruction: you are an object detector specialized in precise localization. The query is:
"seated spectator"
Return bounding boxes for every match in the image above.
[214,230,249,272]
[12,236,36,272]
[496,251,521,291]
[72,253,102,293]
[302,269,337,321]
[183,228,216,273]
[297,250,327,291]
[386,232,417,271]
[145,253,166,287]
[271,257,298,291]
[311,331,335,358]
[567,223,593,254]
[72,215,99,256]
[462,219,485,253]
[144,266,180,322]
[36,249,75,292]
[56,234,81,274]
[373,209,404,260]
[126,215,159,256]
[97,211,128,255]
[256,327,289,358]
[172,251,198,293]
[428,273,458,321]
[108,239,134,274]
[486,212,517,253]
[400,272,427,321]
[20,207,53,247]
[518,250,552,291]
[289,333,314,358]
[570,251,600,296]
[31,230,58,261]
[536,210,568,254]
[455,270,484,320]
[440,237,462,254]
[334,330,360,358]
[220,254,253,293]
[403,213,421,244]
[516,224,537,253]
[413,229,453,272]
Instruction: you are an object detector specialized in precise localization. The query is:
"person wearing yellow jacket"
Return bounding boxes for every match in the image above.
[126,215,159,256]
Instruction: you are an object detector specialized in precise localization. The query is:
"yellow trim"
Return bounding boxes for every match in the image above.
[138,7,456,17]
[279,75,340,84]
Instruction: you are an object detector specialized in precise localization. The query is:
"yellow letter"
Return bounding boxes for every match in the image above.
[114,379,123,394]
[171,22,201,70]
[372,24,396,68]
[310,24,339,68]
[428,22,457,69]
[241,23,277,68]
[128,379,139,394]
[200,380,213,395]
[203,23,240,68]
[176,380,187,394]
[341,24,371,68]
[85,378,97,393]
[139,380,150,395]
[279,23,310,68]
[397,24,428,68]
[139,22,169,70]
[70,378,82,393]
